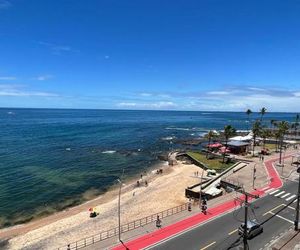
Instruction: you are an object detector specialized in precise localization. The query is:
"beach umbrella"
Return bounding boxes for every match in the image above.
[207,142,223,148]
[219,147,230,153]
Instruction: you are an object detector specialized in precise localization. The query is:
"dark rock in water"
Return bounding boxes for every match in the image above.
[118,150,134,156]
[158,153,169,161]
[174,138,204,145]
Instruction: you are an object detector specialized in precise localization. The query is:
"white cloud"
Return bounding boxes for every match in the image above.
[0,84,59,97]
[38,41,78,55]
[207,91,230,95]
[33,75,53,81]
[0,0,11,9]
[117,101,177,109]
[139,93,152,97]
[0,76,16,80]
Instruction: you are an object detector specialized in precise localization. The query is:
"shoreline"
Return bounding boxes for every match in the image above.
[1,153,204,250]
[0,158,172,239]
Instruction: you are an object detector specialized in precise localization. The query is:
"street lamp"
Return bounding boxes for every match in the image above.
[117,178,122,242]
[294,165,300,231]
[199,169,204,209]
[252,164,257,190]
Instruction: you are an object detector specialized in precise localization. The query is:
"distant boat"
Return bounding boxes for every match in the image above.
[7,111,15,115]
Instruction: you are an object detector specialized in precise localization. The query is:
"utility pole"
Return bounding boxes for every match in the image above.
[234,188,259,249]
[252,164,257,190]
[199,169,204,208]
[243,194,248,249]
[117,169,125,245]
[294,165,300,231]
[117,178,122,242]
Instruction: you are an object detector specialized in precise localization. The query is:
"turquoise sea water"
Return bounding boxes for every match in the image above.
[0,108,297,227]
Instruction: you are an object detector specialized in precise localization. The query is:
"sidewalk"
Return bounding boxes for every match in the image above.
[80,150,294,250]
[83,190,241,250]
[267,227,300,250]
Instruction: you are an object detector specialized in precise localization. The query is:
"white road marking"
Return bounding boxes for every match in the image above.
[265,188,275,193]
[281,193,290,198]
[269,189,280,195]
[269,212,294,224]
[286,194,296,201]
[274,191,285,197]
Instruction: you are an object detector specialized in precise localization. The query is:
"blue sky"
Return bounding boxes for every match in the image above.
[0,0,300,111]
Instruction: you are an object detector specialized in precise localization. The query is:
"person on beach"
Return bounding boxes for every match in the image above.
[156,215,162,229]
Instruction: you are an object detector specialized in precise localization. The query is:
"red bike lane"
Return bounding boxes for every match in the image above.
[112,156,285,250]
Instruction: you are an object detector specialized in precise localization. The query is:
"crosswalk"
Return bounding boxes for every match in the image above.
[265,188,298,202]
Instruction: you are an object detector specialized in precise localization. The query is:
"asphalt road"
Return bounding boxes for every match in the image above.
[145,180,299,250]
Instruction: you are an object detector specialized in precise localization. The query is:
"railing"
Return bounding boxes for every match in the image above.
[58,203,188,250]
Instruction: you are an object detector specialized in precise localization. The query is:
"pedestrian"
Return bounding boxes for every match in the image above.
[133,191,135,196]
[145,180,148,186]
[67,244,70,250]
[188,200,192,211]
[156,215,161,229]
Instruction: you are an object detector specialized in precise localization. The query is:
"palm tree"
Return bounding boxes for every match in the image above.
[260,128,271,148]
[270,119,277,133]
[222,125,236,163]
[277,121,289,164]
[259,107,267,122]
[205,130,216,158]
[246,109,252,130]
[252,120,262,156]
[274,129,280,152]
[294,114,299,139]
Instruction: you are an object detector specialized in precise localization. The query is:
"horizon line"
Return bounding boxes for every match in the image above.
[0,106,299,114]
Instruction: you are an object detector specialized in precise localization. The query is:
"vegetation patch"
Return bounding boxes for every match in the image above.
[186,151,235,172]
[264,143,277,151]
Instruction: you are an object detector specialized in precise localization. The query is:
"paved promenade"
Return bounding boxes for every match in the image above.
[81,149,300,250]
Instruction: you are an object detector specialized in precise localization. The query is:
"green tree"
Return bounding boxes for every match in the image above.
[270,119,277,133]
[252,120,262,156]
[260,128,271,148]
[277,121,289,164]
[292,114,299,139]
[205,130,217,159]
[222,125,236,163]
[246,109,252,130]
[259,107,267,122]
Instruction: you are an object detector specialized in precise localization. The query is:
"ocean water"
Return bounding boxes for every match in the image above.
[0,108,297,227]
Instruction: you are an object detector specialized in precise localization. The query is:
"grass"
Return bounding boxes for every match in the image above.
[186,151,234,172]
[263,143,277,151]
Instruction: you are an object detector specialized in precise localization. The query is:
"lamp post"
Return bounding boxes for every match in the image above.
[117,169,125,245]
[252,164,257,190]
[199,169,205,208]
[117,178,122,242]
[294,165,300,231]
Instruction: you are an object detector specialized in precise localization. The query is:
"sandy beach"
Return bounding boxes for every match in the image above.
[1,146,298,250]
[1,157,203,250]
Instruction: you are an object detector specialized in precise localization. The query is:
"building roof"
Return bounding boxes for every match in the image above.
[227,141,250,147]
